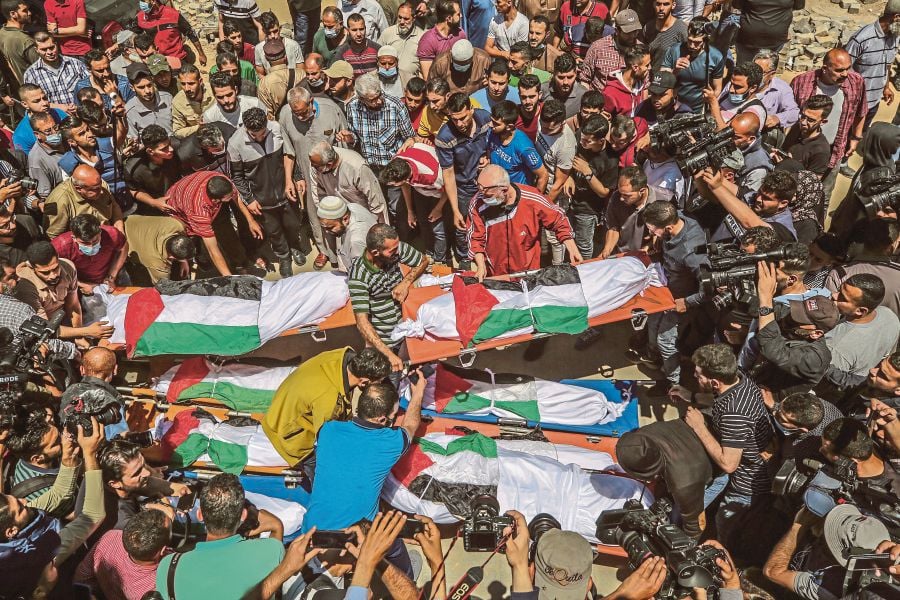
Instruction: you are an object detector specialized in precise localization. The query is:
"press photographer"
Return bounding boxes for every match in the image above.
[698,169,797,244]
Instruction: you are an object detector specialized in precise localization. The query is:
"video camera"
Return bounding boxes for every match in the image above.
[0,312,66,386]
[773,458,900,529]
[596,499,725,600]
[697,243,801,311]
[59,383,123,437]
[857,166,900,219]
[676,127,738,176]
[462,494,515,552]
[649,113,717,158]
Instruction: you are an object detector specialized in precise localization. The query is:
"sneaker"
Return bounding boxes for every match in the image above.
[625,348,661,367]
[313,252,328,270]
[278,257,293,278]
[574,326,603,350]
[645,380,672,397]
[839,164,857,178]
[291,248,307,267]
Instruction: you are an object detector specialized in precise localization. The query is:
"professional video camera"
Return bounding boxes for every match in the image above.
[857,166,900,219]
[697,243,801,311]
[772,458,900,529]
[677,128,738,176]
[0,312,71,390]
[596,498,725,600]
[649,113,717,157]
[462,494,515,552]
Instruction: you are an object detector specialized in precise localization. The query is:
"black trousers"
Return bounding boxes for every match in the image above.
[259,203,302,259]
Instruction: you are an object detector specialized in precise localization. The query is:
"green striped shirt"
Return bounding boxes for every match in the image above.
[348,243,423,344]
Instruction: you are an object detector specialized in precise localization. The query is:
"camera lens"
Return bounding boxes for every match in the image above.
[527,513,561,546]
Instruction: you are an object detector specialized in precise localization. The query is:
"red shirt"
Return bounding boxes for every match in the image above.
[515,104,542,142]
[166,170,236,238]
[44,0,91,56]
[467,184,573,276]
[240,42,256,64]
[74,529,170,600]
[52,225,125,284]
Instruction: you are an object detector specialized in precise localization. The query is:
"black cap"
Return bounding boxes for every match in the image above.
[648,71,676,95]
[126,61,153,83]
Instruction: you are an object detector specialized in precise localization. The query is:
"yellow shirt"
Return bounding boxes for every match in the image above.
[416,105,448,140]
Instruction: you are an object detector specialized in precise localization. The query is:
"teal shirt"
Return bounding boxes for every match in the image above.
[156,535,284,599]
[210,60,260,85]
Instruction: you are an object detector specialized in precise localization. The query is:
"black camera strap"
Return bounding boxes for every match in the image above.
[166,552,184,600]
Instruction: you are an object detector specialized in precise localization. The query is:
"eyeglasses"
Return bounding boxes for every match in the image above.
[476,183,506,194]
[37,125,59,135]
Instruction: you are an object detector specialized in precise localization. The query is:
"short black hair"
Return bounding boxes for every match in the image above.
[687,16,711,38]
[781,392,825,430]
[619,165,648,190]
[98,439,142,485]
[584,16,606,44]
[179,63,201,79]
[259,11,279,31]
[60,115,86,143]
[491,100,519,125]
[581,114,610,138]
[6,405,54,459]
[779,242,810,275]
[215,45,238,65]
[243,107,267,132]
[406,76,426,96]
[741,226,781,252]
[517,73,541,92]
[804,94,834,119]
[25,241,57,267]
[580,90,605,110]
[199,473,246,535]
[209,70,237,91]
[165,234,195,260]
[28,111,54,131]
[206,176,234,200]
[863,218,900,253]
[133,32,154,52]
[692,343,739,384]
[553,52,577,74]
[539,98,567,124]
[426,78,450,95]
[347,12,365,25]
[732,61,764,89]
[823,418,874,460]
[445,92,471,113]
[84,49,106,67]
[509,41,532,60]
[623,44,650,66]
[365,223,399,251]
[357,382,399,419]
[380,157,413,185]
[347,348,391,380]
[223,19,242,37]
[435,0,458,22]
[76,100,106,126]
[845,273,886,310]
[641,200,678,228]
[140,124,169,149]
[487,58,509,78]
[760,171,797,203]
[123,509,171,562]
[70,213,101,242]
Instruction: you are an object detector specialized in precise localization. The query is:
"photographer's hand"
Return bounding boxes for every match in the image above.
[412,515,447,600]
[605,556,666,600]
[76,417,103,471]
[875,541,900,576]
[756,262,777,306]
[700,540,740,589]
[252,529,322,600]
[503,510,532,593]
[351,511,407,590]
[61,429,80,468]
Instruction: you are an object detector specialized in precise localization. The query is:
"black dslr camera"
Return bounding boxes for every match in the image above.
[0,312,66,380]
[59,383,123,437]
[857,166,900,219]
[596,499,725,600]
[462,494,515,552]
[6,172,38,193]
[697,243,802,311]
[676,128,738,176]
[649,113,717,157]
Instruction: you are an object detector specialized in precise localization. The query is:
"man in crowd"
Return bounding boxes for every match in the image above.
[378,2,424,84]
[317,195,379,270]
[784,95,834,177]
[44,165,125,239]
[579,9,643,92]
[24,32,87,109]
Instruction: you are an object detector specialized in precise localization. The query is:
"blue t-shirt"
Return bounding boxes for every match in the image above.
[13,108,68,154]
[58,136,126,195]
[487,129,543,185]
[435,108,492,198]
[301,418,409,532]
[471,85,520,111]
[661,44,726,113]
[73,75,135,110]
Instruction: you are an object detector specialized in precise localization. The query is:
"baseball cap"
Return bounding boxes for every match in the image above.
[451,39,474,62]
[614,9,641,33]
[788,296,840,332]
[126,62,153,83]
[324,60,353,80]
[145,53,170,75]
[377,45,398,58]
[886,0,900,16]
[648,71,677,95]
[823,504,890,564]
[114,29,135,46]
[533,529,593,600]
[264,37,286,62]
[317,196,349,220]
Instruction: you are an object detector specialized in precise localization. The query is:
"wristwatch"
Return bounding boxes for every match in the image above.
[758,306,775,317]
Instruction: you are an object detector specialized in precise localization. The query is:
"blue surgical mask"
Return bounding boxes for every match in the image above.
[729,91,747,105]
[482,194,504,206]
[78,242,101,256]
[772,418,796,436]
[45,133,62,145]
[451,61,469,73]
[323,26,339,39]
[378,67,398,79]
[139,1,151,12]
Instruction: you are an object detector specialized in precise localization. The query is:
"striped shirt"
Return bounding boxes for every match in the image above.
[165,170,237,238]
[710,376,774,497]
[74,529,169,600]
[214,0,261,20]
[23,55,88,105]
[348,242,423,344]
[346,94,414,168]
[846,20,898,110]
[578,36,625,92]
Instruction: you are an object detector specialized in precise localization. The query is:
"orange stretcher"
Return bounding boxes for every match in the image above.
[402,284,676,366]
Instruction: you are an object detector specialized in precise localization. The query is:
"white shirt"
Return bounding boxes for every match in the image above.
[342,0,389,42]
[203,95,265,129]
[535,124,576,189]
[487,11,529,51]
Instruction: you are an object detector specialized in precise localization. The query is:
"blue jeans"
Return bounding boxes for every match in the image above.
[569,212,598,259]
[704,473,729,509]
[414,191,449,264]
[647,310,680,384]
[292,6,321,56]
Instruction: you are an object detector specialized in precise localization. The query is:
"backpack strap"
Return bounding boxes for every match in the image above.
[9,473,56,499]
[166,552,184,600]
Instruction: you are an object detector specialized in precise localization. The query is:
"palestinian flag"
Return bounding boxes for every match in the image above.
[157,408,288,473]
[382,432,647,541]
[453,265,589,346]
[154,358,295,412]
[117,272,350,358]
[409,363,625,425]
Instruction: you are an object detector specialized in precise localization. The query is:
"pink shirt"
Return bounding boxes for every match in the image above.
[44,0,91,56]
[74,529,170,600]
[416,27,466,61]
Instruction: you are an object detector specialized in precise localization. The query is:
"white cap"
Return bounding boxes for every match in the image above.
[317,196,349,220]
[451,39,474,62]
[377,45,398,58]
[115,29,135,45]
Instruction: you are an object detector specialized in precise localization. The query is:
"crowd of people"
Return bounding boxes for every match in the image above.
[0,0,898,596]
